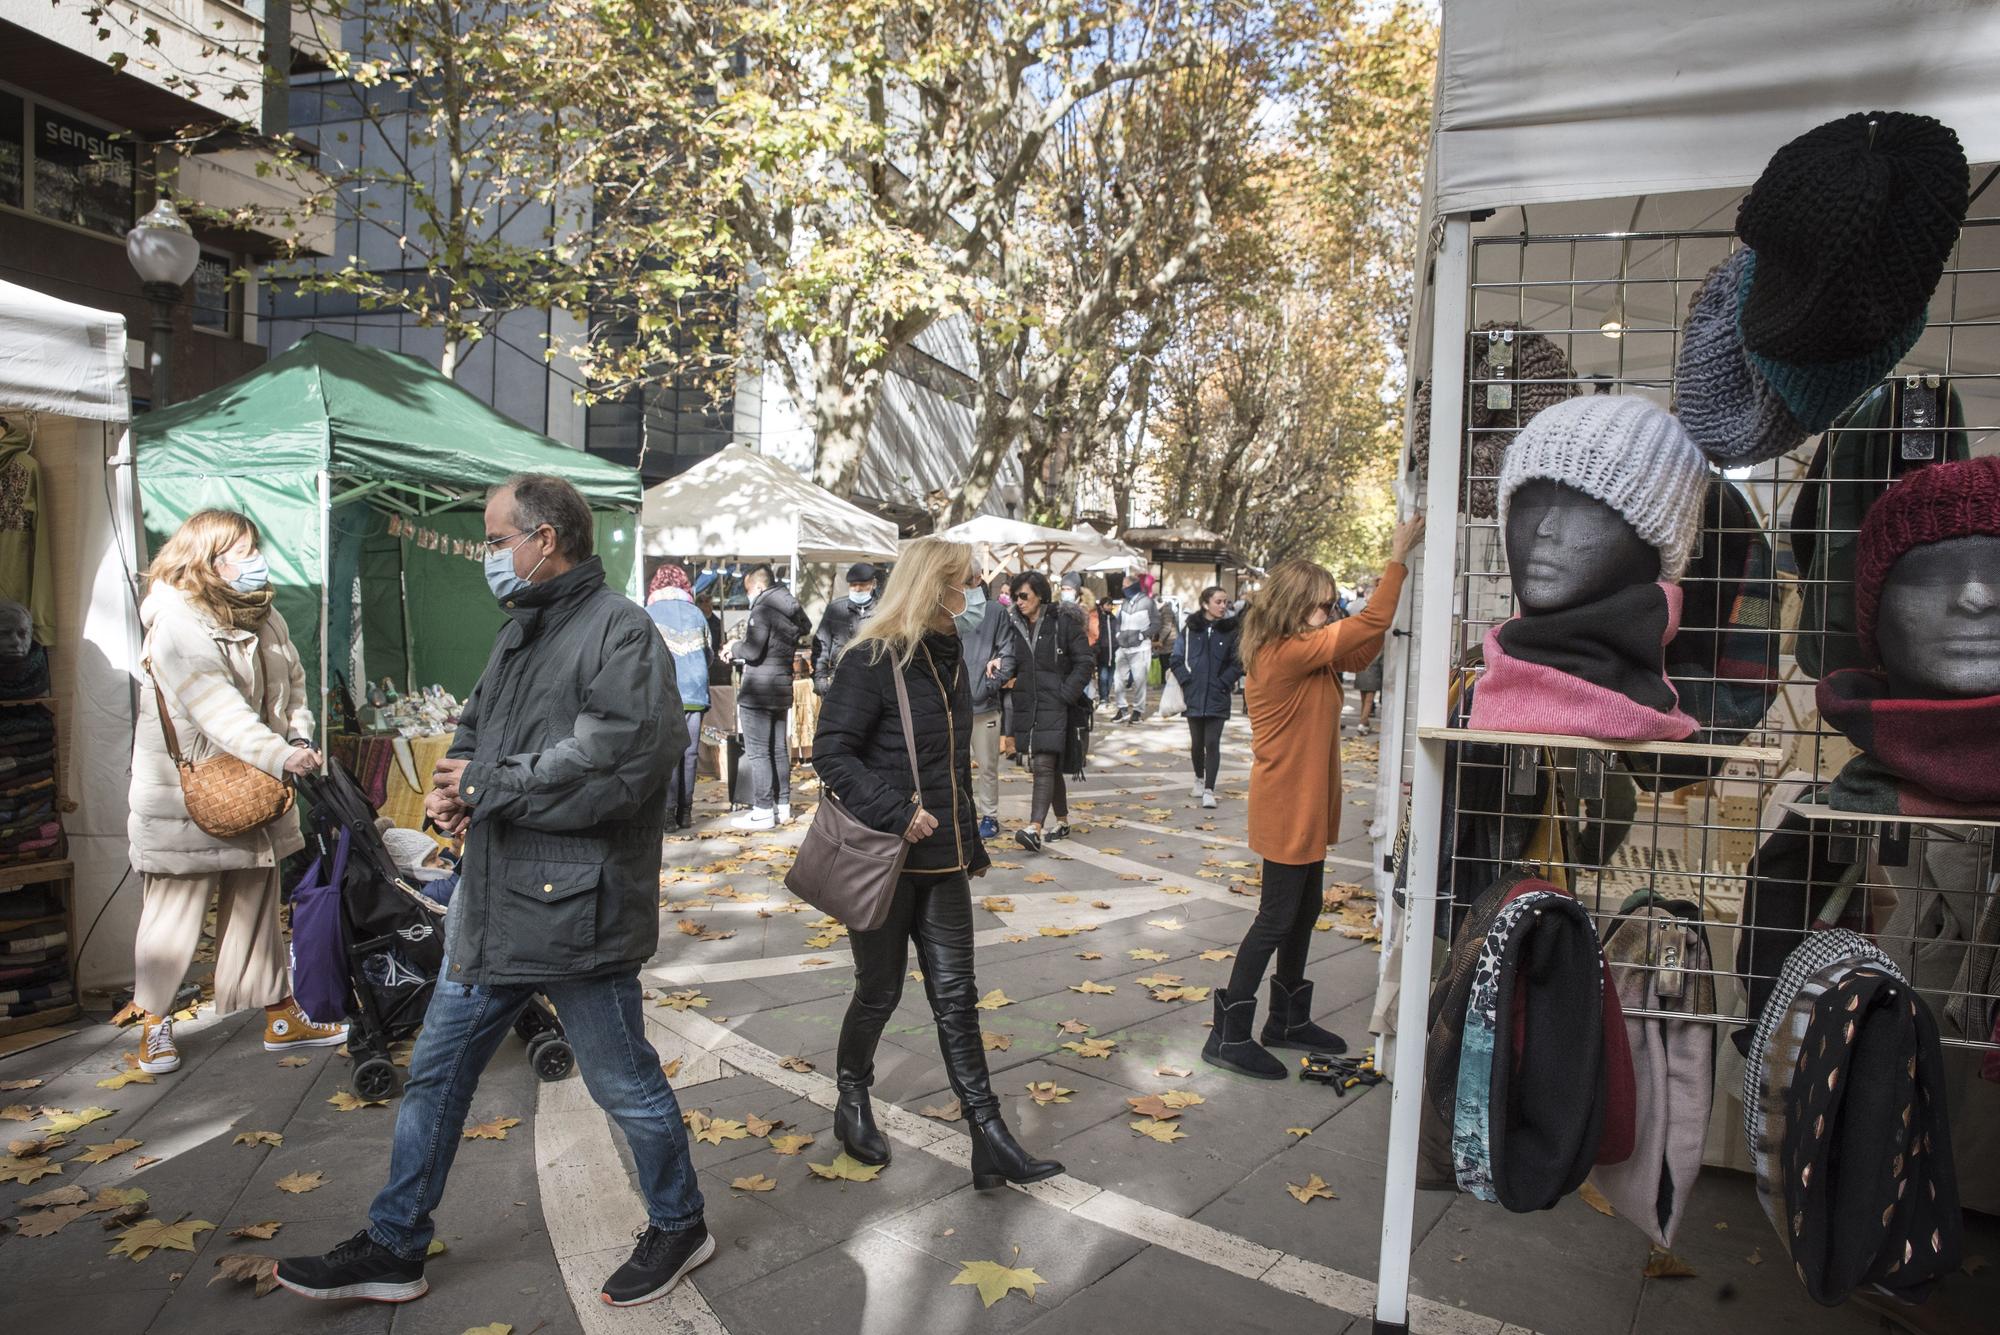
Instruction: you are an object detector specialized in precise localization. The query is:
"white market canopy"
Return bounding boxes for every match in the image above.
[641,444,899,565]
[0,279,129,421]
[1430,0,2000,218]
[929,514,1141,576]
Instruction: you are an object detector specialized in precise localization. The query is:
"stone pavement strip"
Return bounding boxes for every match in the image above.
[5,709,1998,1334]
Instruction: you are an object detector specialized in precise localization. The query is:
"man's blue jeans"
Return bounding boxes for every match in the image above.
[367,969,704,1261]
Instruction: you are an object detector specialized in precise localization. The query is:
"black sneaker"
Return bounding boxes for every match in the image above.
[1014,827,1042,853]
[275,1229,428,1303]
[1046,821,1071,842]
[601,1221,716,1307]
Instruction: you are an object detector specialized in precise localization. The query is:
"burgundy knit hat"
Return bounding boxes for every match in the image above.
[1853,454,2000,661]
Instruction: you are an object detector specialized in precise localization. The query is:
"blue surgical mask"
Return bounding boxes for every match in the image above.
[227,552,269,594]
[952,585,985,635]
[850,589,874,606]
[484,540,547,602]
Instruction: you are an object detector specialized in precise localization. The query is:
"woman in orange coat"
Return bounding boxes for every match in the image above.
[1202,515,1422,1079]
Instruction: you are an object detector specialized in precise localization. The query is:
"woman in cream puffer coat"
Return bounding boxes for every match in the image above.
[126,509,345,1074]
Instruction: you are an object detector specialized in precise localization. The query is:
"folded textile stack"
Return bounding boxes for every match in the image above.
[0,703,59,866]
[0,885,69,1020]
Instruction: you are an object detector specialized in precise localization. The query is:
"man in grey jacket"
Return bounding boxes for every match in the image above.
[955,563,1016,840]
[278,475,711,1310]
[1112,569,1160,723]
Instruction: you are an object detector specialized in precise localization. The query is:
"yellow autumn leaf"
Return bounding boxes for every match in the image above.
[96,1070,155,1091]
[979,896,1015,912]
[234,1130,283,1148]
[209,1251,280,1297]
[228,1220,283,1239]
[1024,1082,1073,1105]
[1642,1247,1698,1278]
[1130,1118,1187,1144]
[1146,918,1184,931]
[461,1325,514,1335]
[981,1031,1012,1051]
[327,1091,388,1112]
[807,1152,884,1182]
[975,989,1013,1010]
[1061,1038,1116,1059]
[1159,1090,1205,1110]
[730,1173,778,1192]
[73,1138,144,1164]
[1287,1173,1337,1204]
[1286,1127,1313,1138]
[1135,973,1182,987]
[1578,1181,1616,1217]
[1128,948,1170,962]
[655,989,711,1011]
[40,1108,114,1134]
[952,1255,1046,1308]
[1070,980,1115,995]
[109,1216,214,1260]
[1197,948,1236,961]
[744,1113,785,1138]
[0,1155,60,1184]
[463,1116,521,1141]
[276,1170,326,1194]
[919,1099,962,1122]
[1023,872,1057,885]
[767,1133,815,1156]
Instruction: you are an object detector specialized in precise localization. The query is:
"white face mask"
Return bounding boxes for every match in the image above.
[850,588,874,605]
[1060,587,1078,602]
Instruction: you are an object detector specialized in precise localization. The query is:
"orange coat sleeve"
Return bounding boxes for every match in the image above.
[1287,562,1408,675]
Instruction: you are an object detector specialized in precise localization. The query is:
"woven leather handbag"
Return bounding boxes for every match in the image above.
[151,678,294,839]
[783,658,919,931]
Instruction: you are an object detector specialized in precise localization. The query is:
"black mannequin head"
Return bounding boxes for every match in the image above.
[1874,535,2000,698]
[1503,480,1662,615]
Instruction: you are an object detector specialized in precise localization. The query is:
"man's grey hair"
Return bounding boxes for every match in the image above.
[497,474,593,562]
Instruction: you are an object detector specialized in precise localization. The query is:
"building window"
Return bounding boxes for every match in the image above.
[0,91,22,210]
[193,249,237,334]
[32,105,135,237]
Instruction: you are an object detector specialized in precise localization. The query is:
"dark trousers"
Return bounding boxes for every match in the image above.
[737,703,789,809]
[1029,751,1068,827]
[838,871,999,1119]
[1227,859,1326,997]
[668,708,704,812]
[1187,715,1224,790]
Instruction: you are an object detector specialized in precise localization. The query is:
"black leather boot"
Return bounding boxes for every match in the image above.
[968,1111,1063,1190]
[1259,977,1348,1054]
[674,803,693,830]
[833,1082,889,1166]
[1200,987,1287,1079]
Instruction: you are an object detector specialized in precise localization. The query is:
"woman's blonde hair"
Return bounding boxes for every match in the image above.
[147,509,262,626]
[843,536,974,670]
[1239,558,1337,678]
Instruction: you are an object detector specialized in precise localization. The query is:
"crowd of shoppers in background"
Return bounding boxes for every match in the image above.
[723,564,811,831]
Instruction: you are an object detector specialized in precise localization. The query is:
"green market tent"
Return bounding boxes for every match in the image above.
[134,333,643,711]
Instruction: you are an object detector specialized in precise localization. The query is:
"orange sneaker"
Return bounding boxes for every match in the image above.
[138,1013,181,1074]
[263,998,348,1052]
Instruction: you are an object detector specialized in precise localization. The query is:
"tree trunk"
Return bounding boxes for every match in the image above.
[808,349,882,499]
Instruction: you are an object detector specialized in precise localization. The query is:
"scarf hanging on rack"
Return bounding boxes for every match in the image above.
[1814,669,2000,817]
[1468,582,1698,742]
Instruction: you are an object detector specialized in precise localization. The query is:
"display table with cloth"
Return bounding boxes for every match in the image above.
[326,733,454,829]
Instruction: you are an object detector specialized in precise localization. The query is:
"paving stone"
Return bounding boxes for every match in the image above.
[705,1227,975,1335]
[1014,1241,1356,1335]
[1408,1192,1645,1335]
[690,1166,846,1298]
[874,1181,1146,1309]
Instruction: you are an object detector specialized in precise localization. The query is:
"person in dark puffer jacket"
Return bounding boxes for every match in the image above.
[724,564,812,829]
[1004,571,1093,852]
[812,537,1062,1193]
[1169,585,1241,808]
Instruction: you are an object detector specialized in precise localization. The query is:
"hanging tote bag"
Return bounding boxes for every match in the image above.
[150,674,294,840]
[1158,672,1187,719]
[288,826,352,1024]
[784,661,919,931]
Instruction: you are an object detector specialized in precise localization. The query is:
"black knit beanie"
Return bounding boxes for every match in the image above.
[1735,111,1969,364]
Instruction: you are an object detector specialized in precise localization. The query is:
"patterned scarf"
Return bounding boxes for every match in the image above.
[217,586,275,631]
[1815,669,2000,816]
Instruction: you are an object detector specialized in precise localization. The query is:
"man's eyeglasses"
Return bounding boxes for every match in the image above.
[482,524,550,554]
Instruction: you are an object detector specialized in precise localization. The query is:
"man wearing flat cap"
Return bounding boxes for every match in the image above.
[812,562,879,695]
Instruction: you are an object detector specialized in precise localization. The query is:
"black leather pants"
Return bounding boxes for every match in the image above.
[837,870,999,1119]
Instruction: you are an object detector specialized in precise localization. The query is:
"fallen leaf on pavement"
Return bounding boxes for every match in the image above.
[1025,1083,1073,1105]
[980,897,1016,914]
[462,1116,521,1141]
[1024,873,1056,885]
[1159,1091,1204,1110]
[276,1056,310,1068]
[687,1114,749,1146]
[744,1113,784,1137]
[920,1099,963,1122]
[40,1108,114,1134]
[1091,900,1112,909]
[1577,1181,1616,1217]
[1146,918,1184,931]
[952,1254,1045,1308]
[982,1032,1012,1051]
[1128,948,1170,962]
[768,1133,815,1156]
[1155,1064,1193,1078]
[110,1217,212,1260]
[96,1070,154,1091]
[0,1079,44,1091]
[1070,980,1115,995]
[731,1173,779,1193]
[462,1325,513,1335]
[1746,1248,1763,1266]
[275,1171,325,1194]
[15,1203,92,1236]
[209,1252,279,1297]
[656,989,712,1011]
[661,1058,683,1079]
[1286,1127,1313,1138]
[988,862,1023,872]
[1151,986,1210,1003]
[234,1131,283,1148]
[1036,925,1079,938]
[975,989,1014,1010]
[229,1221,283,1239]
[1642,1248,1697,1279]
[1197,948,1236,962]
[1054,894,1078,904]
[327,1091,387,1112]
[1126,1095,1182,1120]
[778,1055,815,1073]
[9,1134,64,1157]
[807,1152,884,1182]
[1287,1174,1337,1204]
[1075,951,1103,960]
[1130,1118,1186,1144]
[1061,1038,1116,1059]
[1135,973,1182,988]
[88,1186,148,1213]
[20,1183,86,1208]
[0,1155,59,1184]
[1056,1019,1090,1034]
[428,1239,449,1257]
[74,1139,144,1164]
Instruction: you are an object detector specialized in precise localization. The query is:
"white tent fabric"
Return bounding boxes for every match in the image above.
[1431,0,2000,218]
[929,514,1139,574]
[641,444,899,564]
[0,280,130,422]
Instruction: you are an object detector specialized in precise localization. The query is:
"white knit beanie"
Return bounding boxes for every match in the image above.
[1496,394,1712,582]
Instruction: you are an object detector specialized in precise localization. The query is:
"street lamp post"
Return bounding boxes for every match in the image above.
[125,198,201,407]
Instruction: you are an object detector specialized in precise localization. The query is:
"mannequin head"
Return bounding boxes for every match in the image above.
[1503,480,1662,615]
[1874,536,2000,698]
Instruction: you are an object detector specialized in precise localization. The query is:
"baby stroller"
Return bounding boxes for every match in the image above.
[291,761,573,1102]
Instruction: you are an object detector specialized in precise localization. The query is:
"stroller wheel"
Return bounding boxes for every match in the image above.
[353,1056,401,1102]
[530,1036,574,1082]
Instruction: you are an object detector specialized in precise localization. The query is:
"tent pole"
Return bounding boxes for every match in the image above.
[318,468,331,745]
[1372,214,1469,1334]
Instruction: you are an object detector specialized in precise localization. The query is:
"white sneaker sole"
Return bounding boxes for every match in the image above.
[274,1273,429,1303]
[601,1231,716,1307]
[137,1053,181,1074]
[264,1028,349,1053]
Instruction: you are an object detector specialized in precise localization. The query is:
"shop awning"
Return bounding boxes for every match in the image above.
[930,514,1141,575]
[0,279,129,422]
[642,444,900,564]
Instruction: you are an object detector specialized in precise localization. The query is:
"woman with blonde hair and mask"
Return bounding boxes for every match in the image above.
[127,509,346,1074]
[1201,514,1423,1079]
[812,536,1063,1191]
